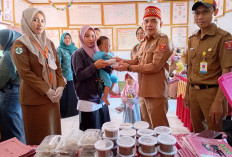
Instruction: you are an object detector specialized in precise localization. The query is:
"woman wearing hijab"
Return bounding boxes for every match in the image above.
[57,33,78,118]
[11,8,65,145]
[130,27,145,59]
[71,25,110,131]
[0,29,26,143]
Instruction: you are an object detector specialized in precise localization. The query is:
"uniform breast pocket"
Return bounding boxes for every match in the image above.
[204,49,218,70]
[188,50,196,59]
[144,51,154,64]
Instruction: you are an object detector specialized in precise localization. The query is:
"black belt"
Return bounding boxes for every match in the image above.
[190,84,219,90]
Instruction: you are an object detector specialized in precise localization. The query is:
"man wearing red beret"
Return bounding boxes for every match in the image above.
[114,6,173,128]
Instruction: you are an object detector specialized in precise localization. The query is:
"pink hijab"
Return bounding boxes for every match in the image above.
[79,25,99,59]
[121,72,139,102]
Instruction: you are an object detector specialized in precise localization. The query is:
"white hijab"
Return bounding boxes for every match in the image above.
[18,7,57,89]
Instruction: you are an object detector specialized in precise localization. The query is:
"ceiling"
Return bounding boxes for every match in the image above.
[27,0,148,3]
[26,0,191,4]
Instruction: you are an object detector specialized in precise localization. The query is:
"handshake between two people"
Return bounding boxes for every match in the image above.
[46,87,64,103]
[94,56,129,72]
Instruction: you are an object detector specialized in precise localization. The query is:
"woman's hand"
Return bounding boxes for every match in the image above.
[94,59,111,69]
[46,88,56,103]
[113,56,123,62]
[52,87,64,103]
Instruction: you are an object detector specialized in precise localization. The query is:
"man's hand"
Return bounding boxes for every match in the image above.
[184,92,190,109]
[209,100,223,124]
[46,88,56,103]
[52,87,64,103]
[114,62,129,71]
[94,59,111,69]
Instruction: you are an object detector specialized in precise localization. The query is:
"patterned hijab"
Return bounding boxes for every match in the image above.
[79,25,98,59]
[58,32,77,53]
[18,7,57,89]
[121,72,139,101]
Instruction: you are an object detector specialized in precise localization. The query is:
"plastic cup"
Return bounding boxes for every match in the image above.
[138,135,157,153]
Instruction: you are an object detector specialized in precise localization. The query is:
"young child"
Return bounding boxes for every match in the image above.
[115,72,141,123]
[168,61,186,98]
[93,36,118,105]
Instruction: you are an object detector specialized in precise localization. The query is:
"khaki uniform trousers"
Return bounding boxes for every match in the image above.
[21,103,61,145]
[189,86,228,133]
[139,97,169,129]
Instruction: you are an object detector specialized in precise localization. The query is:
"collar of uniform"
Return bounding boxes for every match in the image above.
[195,24,217,37]
[145,31,161,41]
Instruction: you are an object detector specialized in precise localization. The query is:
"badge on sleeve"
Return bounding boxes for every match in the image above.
[159,43,167,52]
[15,47,23,54]
[225,41,232,50]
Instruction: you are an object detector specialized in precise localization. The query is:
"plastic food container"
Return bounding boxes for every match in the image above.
[79,129,102,150]
[120,123,133,130]
[103,122,119,138]
[116,136,135,155]
[157,135,176,153]
[117,147,135,157]
[138,135,157,153]
[157,145,177,157]
[137,129,155,137]
[94,139,113,157]
[154,126,172,136]
[119,128,136,138]
[102,133,118,147]
[138,147,157,157]
[133,121,149,131]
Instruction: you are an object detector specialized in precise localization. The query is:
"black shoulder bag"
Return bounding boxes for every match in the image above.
[82,51,104,98]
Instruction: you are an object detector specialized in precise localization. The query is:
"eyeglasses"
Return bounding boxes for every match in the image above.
[193,9,213,16]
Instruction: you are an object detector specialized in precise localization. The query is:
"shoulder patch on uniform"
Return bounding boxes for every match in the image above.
[159,43,167,52]
[15,47,23,54]
[225,41,232,50]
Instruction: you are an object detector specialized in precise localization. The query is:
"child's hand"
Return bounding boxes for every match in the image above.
[115,107,122,112]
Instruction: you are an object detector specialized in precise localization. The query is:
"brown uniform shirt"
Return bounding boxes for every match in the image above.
[11,40,65,105]
[125,32,172,98]
[187,24,232,85]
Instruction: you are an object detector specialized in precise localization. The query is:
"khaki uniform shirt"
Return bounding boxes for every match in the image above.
[11,40,65,105]
[125,32,172,98]
[187,24,232,85]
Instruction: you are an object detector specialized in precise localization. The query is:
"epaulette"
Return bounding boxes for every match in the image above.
[217,28,230,36]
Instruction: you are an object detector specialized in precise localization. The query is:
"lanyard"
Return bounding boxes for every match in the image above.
[30,39,53,85]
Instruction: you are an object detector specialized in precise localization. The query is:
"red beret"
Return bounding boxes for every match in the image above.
[143,6,161,20]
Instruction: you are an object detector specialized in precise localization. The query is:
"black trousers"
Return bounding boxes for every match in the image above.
[79,104,110,131]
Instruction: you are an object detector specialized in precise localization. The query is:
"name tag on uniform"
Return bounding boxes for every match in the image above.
[200,61,207,74]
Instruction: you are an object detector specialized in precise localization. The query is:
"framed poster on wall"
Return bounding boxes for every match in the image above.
[68,4,102,26]
[215,0,224,17]
[172,1,188,25]
[32,4,68,28]
[103,3,137,26]
[2,0,14,22]
[46,28,60,48]
[171,26,188,49]
[226,0,232,12]
[14,0,30,25]
[117,28,138,51]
